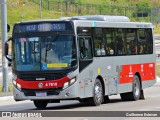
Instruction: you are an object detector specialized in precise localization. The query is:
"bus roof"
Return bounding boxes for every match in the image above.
[16,15,130,24]
[15,15,153,29]
[73,20,153,28]
[69,15,130,22]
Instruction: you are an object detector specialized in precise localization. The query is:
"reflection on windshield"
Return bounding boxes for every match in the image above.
[14,35,77,71]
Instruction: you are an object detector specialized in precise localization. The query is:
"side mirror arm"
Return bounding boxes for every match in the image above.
[5,37,12,62]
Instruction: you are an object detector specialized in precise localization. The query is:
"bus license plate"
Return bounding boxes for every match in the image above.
[36,92,47,97]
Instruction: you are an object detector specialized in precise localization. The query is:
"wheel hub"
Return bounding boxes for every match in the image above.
[134,79,140,97]
[95,84,102,102]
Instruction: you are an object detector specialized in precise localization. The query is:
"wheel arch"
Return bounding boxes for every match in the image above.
[96,75,105,96]
[135,72,142,89]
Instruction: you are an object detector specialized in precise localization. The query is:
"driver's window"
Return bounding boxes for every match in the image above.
[79,37,92,59]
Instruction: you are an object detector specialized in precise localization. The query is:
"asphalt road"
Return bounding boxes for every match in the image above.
[0,82,159,120]
[0,82,160,112]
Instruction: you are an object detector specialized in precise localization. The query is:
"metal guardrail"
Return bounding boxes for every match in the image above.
[32,0,152,22]
[151,7,160,24]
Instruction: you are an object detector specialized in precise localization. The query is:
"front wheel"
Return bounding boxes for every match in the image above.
[33,100,48,109]
[120,75,141,101]
[89,79,103,106]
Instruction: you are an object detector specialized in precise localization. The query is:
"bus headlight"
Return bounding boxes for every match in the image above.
[13,80,17,86]
[12,74,17,86]
[63,82,69,89]
[17,83,21,91]
[12,74,21,91]
[63,78,76,89]
[70,78,76,85]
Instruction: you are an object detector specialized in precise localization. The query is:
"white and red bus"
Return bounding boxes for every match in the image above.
[5,15,156,109]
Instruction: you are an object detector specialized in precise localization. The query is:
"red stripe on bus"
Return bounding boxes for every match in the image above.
[119,62,155,84]
[16,76,69,89]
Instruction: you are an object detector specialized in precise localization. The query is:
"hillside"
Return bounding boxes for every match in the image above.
[7,0,62,33]
[47,0,160,6]
[2,0,160,34]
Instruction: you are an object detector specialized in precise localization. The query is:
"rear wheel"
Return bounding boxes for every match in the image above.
[120,75,141,101]
[33,100,48,109]
[102,95,110,104]
[89,79,103,106]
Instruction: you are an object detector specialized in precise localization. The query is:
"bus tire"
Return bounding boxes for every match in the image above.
[102,95,110,104]
[79,98,86,103]
[33,100,48,109]
[120,75,141,101]
[90,79,103,106]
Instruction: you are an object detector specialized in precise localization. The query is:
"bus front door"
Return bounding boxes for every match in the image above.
[78,36,94,98]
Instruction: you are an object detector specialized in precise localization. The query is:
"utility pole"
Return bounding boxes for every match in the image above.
[1,0,9,92]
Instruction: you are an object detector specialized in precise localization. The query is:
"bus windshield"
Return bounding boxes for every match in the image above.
[13,35,77,71]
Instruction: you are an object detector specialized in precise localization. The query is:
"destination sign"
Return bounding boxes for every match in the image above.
[14,22,73,33]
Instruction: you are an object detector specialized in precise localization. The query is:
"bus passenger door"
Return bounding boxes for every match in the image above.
[78,36,93,98]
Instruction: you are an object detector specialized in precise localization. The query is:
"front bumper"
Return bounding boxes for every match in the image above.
[13,82,79,101]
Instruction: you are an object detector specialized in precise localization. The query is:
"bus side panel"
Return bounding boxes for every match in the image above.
[139,54,156,89]
[113,56,131,94]
[117,55,156,94]
[142,80,156,89]
[93,57,115,95]
[118,83,133,94]
[78,62,94,98]
[113,54,155,93]
[119,63,155,84]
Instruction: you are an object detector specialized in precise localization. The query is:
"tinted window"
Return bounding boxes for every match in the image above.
[116,29,126,55]
[137,29,148,54]
[79,37,92,59]
[93,28,153,57]
[105,29,115,55]
[146,29,153,54]
[94,28,106,56]
[126,29,137,55]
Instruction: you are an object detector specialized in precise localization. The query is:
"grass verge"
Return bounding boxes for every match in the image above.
[153,24,160,35]
[0,83,13,93]
[156,64,160,76]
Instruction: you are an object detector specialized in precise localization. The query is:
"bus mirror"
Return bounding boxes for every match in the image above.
[5,37,12,62]
[7,24,10,33]
[5,43,9,56]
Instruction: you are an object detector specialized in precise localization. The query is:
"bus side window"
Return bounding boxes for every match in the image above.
[116,28,126,55]
[79,37,92,59]
[105,28,115,55]
[94,28,104,56]
[126,29,136,55]
[146,29,153,54]
[117,36,124,55]
[137,29,148,54]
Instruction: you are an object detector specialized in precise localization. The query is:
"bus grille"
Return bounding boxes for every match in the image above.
[18,73,66,80]
[22,88,61,96]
